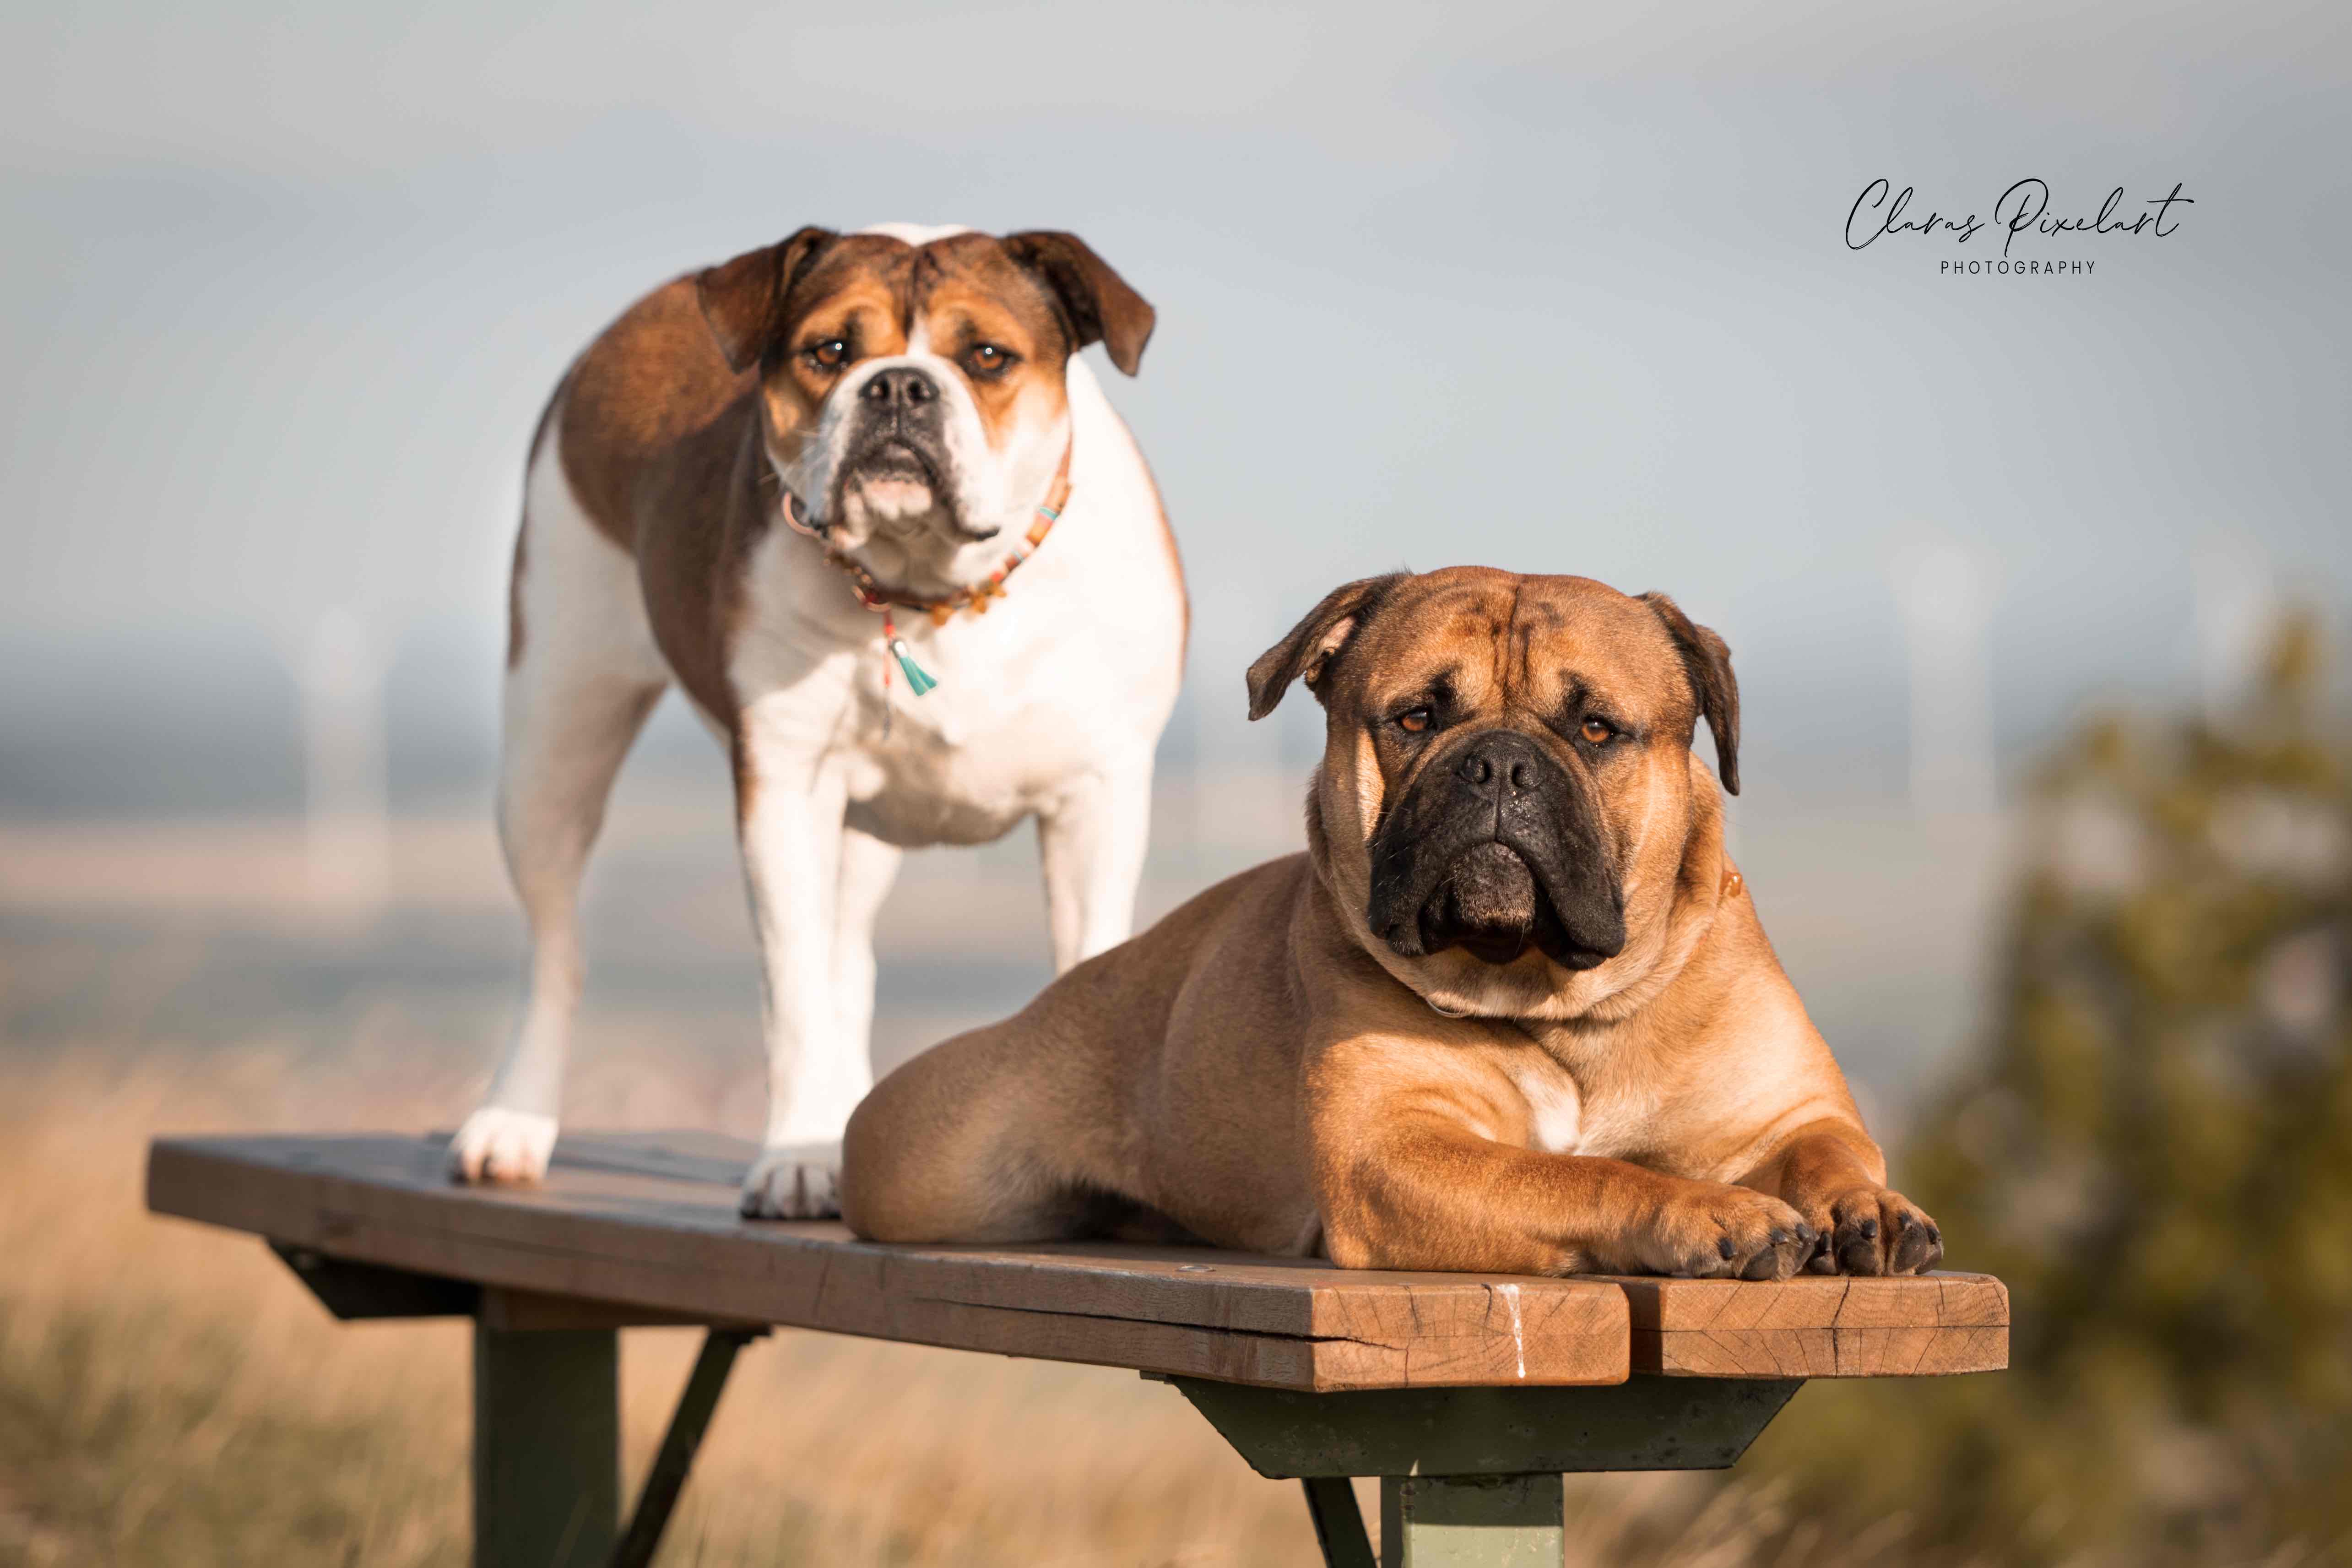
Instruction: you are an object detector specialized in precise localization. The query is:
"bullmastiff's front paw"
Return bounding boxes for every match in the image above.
[1637,1182,1817,1280]
[1799,1186,1942,1275]
[741,1142,843,1220]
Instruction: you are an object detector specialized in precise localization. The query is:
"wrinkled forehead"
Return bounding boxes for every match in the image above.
[1354,571,1691,718]
[783,233,1065,344]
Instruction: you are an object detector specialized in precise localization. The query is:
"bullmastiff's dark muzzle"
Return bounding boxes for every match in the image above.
[1366,727,1626,969]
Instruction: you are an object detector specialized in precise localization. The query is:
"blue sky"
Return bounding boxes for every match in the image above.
[2,0,2346,808]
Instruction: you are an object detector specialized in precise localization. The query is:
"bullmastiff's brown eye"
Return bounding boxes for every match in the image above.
[1580,717,1615,744]
[805,338,848,370]
[967,342,1012,376]
[1398,708,1432,733]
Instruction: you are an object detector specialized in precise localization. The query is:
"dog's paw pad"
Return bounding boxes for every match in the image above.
[449,1108,558,1185]
[741,1144,843,1220]
[1652,1185,1811,1280]
[1824,1188,1944,1275]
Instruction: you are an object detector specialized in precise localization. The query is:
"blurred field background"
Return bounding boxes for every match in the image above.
[0,768,2006,1565]
[4,1047,1833,1568]
[6,640,2348,1567]
[5,0,2351,1563]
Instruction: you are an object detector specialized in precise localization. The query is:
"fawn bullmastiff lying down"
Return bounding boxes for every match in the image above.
[842,567,1942,1278]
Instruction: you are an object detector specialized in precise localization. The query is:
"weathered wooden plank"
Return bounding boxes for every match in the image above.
[148,1132,2005,1386]
[1614,1273,2009,1377]
[1615,1273,2009,1331]
[477,1287,764,1334]
[507,1129,753,1188]
[145,1133,1628,1392]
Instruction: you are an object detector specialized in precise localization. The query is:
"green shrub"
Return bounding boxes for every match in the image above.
[1758,616,2352,1566]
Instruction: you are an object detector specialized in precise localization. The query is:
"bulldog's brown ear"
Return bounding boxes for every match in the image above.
[1639,592,1740,796]
[1002,231,1155,375]
[1247,574,1409,721]
[695,226,838,374]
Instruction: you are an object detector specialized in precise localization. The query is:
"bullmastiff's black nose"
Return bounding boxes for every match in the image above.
[1451,731,1548,804]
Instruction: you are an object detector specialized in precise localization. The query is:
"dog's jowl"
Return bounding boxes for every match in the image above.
[449,224,1187,1218]
[843,567,1940,1278]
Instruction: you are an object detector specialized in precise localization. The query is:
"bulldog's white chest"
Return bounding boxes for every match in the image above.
[832,602,1163,845]
[723,501,1179,847]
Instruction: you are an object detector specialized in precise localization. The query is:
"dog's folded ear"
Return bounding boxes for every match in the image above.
[1247,573,1409,720]
[695,227,840,374]
[1638,592,1740,795]
[1002,232,1155,376]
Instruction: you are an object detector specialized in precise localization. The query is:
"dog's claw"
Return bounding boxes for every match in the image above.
[1651,1184,1811,1279]
[449,1107,558,1185]
[1816,1187,1942,1275]
[740,1143,845,1220]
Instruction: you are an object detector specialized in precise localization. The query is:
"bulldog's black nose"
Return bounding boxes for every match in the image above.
[862,367,938,407]
[1454,732,1545,797]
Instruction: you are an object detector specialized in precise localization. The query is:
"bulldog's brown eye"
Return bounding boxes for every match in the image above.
[1580,717,1615,745]
[967,342,1012,376]
[805,338,848,370]
[1398,708,1433,733]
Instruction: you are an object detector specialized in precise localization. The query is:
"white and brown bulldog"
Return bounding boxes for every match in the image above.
[450,223,1187,1217]
[842,568,1941,1278]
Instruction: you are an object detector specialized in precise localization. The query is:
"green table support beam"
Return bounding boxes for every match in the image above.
[1161,1374,1804,1567]
[270,1241,480,1318]
[267,1240,761,1568]
[1165,1374,1803,1477]
[1382,1475,1564,1567]
[1301,1476,1378,1568]
[473,1322,621,1568]
[611,1328,761,1568]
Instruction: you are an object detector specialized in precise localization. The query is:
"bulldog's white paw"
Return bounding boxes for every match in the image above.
[449,1107,558,1185]
[740,1143,843,1220]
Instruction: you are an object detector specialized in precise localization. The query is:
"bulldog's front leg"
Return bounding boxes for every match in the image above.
[732,726,865,1219]
[1744,1119,1943,1276]
[1308,1042,1815,1278]
[1036,751,1155,972]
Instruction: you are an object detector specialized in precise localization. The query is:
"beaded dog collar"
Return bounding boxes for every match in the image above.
[777,436,1073,701]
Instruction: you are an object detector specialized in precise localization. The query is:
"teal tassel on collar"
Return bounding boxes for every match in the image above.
[889,636,937,696]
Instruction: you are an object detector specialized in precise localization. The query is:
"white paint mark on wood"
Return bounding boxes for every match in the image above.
[1495,1282,1527,1378]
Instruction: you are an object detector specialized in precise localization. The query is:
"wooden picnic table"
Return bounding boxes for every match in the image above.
[146,1129,2007,1568]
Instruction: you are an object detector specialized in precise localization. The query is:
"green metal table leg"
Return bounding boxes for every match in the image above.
[1163,1375,1801,1478]
[1301,1476,1377,1567]
[1379,1474,1563,1566]
[1155,1373,1805,1568]
[610,1329,758,1568]
[473,1322,620,1568]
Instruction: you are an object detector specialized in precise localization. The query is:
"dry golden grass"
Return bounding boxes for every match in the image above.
[0,1045,1908,1567]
